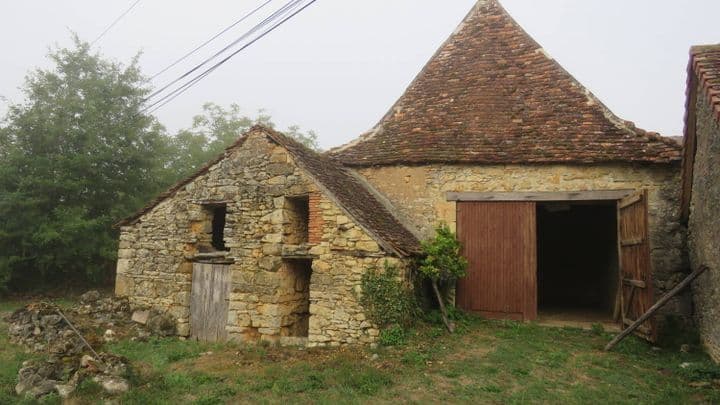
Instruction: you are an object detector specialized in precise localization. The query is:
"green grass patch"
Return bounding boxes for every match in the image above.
[1,299,719,404]
[107,337,213,369]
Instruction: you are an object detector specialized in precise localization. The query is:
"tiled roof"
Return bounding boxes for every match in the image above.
[116,126,421,257]
[689,45,720,123]
[330,0,680,166]
[265,127,421,256]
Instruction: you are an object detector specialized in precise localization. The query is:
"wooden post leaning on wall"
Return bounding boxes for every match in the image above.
[604,265,710,351]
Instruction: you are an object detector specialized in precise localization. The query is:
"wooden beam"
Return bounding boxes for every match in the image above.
[618,193,643,209]
[605,265,709,351]
[622,279,647,288]
[621,237,644,247]
[446,190,634,202]
[192,199,233,206]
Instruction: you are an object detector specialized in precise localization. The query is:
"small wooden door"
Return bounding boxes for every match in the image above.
[617,190,656,341]
[456,201,537,320]
[190,262,231,342]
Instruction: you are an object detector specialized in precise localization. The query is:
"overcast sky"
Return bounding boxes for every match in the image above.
[1,1,719,149]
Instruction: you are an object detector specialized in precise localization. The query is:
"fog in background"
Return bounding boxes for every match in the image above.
[1,0,719,149]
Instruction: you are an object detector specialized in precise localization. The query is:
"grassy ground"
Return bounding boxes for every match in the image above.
[1,303,719,404]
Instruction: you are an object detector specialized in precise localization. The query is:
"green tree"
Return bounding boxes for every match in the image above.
[417,224,468,332]
[166,103,319,181]
[0,38,168,290]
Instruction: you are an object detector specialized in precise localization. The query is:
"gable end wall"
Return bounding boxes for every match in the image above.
[115,132,408,345]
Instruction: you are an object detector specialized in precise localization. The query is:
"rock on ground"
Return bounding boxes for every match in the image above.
[5,291,172,400]
[93,375,131,395]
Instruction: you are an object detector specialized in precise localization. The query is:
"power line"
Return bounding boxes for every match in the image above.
[145,0,302,102]
[150,0,275,80]
[91,0,142,46]
[145,0,317,115]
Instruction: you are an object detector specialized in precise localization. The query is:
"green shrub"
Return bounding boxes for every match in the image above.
[416,224,468,332]
[417,225,468,283]
[379,325,408,346]
[359,261,417,328]
[423,307,472,332]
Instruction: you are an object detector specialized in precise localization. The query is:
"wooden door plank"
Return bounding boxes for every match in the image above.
[617,190,656,342]
[456,201,537,320]
[202,263,213,341]
[198,263,211,341]
[190,263,201,339]
[189,263,232,342]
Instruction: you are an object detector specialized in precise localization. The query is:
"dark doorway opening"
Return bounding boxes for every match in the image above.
[536,201,618,325]
[280,259,312,338]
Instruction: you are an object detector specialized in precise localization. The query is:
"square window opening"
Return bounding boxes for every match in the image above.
[198,204,229,252]
[211,205,228,251]
[284,195,310,245]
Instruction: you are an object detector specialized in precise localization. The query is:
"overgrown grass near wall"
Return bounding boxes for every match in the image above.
[1,302,719,404]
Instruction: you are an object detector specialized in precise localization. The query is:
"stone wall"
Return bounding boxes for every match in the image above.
[357,163,689,323]
[116,132,406,345]
[688,88,720,362]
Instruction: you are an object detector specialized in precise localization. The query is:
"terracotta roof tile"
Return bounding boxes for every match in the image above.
[330,0,680,166]
[689,44,720,124]
[265,127,421,256]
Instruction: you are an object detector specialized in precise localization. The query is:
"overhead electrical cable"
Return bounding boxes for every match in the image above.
[144,0,302,102]
[91,0,142,46]
[143,0,316,114]
[142,1,298,115]
[150,0,275,79]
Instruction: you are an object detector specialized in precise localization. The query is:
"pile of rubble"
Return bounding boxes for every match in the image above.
[15,353,130,399]
[4,290,177,400]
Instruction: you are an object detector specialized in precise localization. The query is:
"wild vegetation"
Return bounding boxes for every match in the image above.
[0,38,317,293]
[359,262,417,329]
[359,261,418,346]
[417,225,468,332]
[1,298,719,404]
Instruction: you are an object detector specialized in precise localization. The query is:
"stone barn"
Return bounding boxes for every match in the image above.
[115,126,420,346]
[330,0,686,339]
[116,0,689,344]
[680,44,720,362]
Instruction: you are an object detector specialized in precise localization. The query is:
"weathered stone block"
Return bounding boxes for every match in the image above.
[176,322,190,337]
[258,257,282,272]
[131,310,150,324]
[116,259,131,275]
[177,262,193,274]
[115,274,134,296]
[355,241,380,252]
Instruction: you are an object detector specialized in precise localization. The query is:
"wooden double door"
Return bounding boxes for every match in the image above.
[455,191,655,341]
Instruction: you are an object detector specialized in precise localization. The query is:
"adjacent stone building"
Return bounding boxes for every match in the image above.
[680,44,720,362]
[117,0,689,344]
